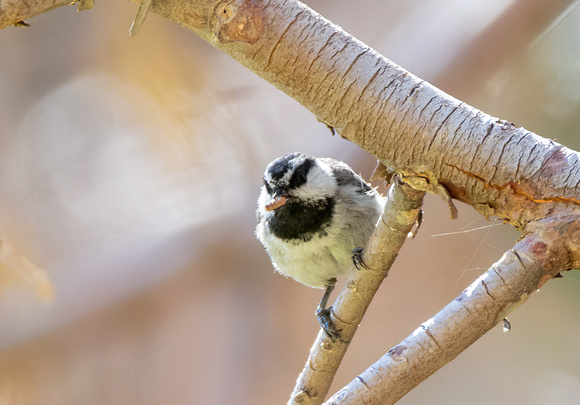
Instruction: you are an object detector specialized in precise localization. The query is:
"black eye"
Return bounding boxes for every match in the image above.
[289,158,314,189]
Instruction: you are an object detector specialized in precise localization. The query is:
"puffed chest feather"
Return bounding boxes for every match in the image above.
[256,191,383,288]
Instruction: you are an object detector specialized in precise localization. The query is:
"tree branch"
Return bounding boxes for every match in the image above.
[2,2,579,227]
[290,179,425,404]
[149,0,579,230]
[2,1,579,403]
[326,214,579,404]
[0,0,89,28]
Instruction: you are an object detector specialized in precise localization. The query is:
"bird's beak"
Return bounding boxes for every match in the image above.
[265,195,288,211]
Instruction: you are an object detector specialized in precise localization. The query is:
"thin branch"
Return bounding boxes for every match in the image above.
[325,215,578,404]
[290,179,425,404]
[130,0,151,37]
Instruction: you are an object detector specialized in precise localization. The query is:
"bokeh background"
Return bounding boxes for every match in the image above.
[1,0,579,403]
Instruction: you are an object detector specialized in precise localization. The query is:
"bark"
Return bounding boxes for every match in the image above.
[2,1,579,404]
[0,0,82,27]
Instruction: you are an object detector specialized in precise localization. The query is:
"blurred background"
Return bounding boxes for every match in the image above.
[0,0,579,403]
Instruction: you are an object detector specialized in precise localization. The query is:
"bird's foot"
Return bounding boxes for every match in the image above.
[316,306,345,343]
[351,247,370,270]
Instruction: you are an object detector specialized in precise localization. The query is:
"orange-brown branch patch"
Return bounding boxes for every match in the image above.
[443,163,580,206]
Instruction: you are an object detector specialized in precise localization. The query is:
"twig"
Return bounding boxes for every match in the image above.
[130,0,152,37]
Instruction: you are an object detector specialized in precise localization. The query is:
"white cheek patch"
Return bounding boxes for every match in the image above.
[293,162,337,200]
[257,187,273,217]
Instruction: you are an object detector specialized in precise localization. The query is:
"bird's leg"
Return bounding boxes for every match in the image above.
[315,278,343,342]
[317,279,335,314]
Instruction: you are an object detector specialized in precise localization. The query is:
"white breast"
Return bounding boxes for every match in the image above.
[256,188,384,288]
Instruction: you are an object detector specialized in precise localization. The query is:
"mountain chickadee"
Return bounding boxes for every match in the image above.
[256,152,385,340]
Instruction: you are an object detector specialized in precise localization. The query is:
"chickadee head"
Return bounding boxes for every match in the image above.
[261,152,337,211]
[258,153,338,242]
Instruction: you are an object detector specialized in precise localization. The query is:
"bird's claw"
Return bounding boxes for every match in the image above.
[352,247,370,270]
[316,306,345,343]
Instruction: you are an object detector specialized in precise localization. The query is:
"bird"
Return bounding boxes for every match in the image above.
[255,152,385,341]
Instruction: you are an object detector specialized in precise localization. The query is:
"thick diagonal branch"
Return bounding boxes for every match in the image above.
[290,180,425,405]
[2,0,579,229]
